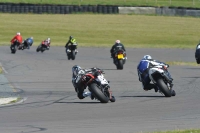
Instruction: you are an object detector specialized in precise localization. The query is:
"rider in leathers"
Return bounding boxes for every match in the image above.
[110,40,126,58]
[72,65,113,100]
[137,55,173,92]
[65,36,78,52]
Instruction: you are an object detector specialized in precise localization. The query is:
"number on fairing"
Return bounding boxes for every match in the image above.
[97,75,108,84]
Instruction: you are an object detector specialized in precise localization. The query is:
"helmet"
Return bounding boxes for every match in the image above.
[115,40,120,44]
[16,32,20,35]
[30,37,33,39]
[69,36,73,39]
[47,38,50,41]
[72,65,82,77]
[143,55,152,60]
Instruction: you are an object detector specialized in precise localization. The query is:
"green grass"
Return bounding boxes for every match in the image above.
[0,0,200,8]
[151,129,200,133]
[166,61,199,66]
[0,66,2,74]
[0,13,200,48]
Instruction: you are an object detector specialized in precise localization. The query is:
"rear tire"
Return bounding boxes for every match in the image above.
[89,83,109,103]
[71,50,76,60]
[196,58,200,64]
[156,78,172,97]
[171,90,176,96]
[117,60,123,70]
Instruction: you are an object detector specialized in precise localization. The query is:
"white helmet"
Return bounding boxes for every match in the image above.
[16,32,20,35]
[47,38,50,41]
[143,55,152,60]
[115,40,120,44]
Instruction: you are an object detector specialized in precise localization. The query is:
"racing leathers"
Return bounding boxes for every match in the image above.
[110,43,126,59]
[137,59,171,92]
[23,37,34,49]
[65,38,77,52]
[10,34,23,48]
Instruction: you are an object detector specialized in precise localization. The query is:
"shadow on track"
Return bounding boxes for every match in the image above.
[55,101,102,104]
[102,69,117,70]
[120,95,164,98]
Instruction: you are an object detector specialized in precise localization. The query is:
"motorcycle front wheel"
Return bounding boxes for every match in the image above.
[89,83,109,103]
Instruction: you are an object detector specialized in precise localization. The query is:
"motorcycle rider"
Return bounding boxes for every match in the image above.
[22,37,34,49]
[42,38,51,50]
[65,36,78,53]
[10,32,23,49]
[137,55,173,92]
[72,65,113,100]
[110,40,126,62]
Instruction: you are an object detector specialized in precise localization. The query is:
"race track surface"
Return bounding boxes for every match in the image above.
[0,46,200,133]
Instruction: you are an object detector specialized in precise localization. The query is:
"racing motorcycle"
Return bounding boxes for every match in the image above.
[149,65,176,97]
[66,43,78,60]
[77,69,115,103]
[20,40,31,50]
[195,43,200,64]
[36,41,49,53]
[10,40,20,54]
[113,49,127,70]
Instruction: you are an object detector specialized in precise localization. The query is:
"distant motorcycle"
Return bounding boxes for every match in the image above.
[113,49,127,70]
[76,69,115,103]
[20,40,32,50]
[149,65,176,97]
[36,41,49,53]
[195,43,200,64]
[66,43,78,60]
[10,40,20,54]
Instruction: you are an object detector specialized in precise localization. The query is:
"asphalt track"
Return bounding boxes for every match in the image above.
[0,46,200,133]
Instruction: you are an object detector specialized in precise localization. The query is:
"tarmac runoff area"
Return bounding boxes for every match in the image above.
[0,72,19,106]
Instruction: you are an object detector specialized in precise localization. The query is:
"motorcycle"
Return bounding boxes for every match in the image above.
[20,40,32,50]
[113,49,127,70]
[36,41,49,53]
[10,40,20,54]
[195,43,200,64]
[149,65,176,97]
[77,69,115,103]
[66,43,78,60]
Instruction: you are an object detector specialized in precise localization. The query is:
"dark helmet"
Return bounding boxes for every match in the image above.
[69,36,73,39]
[72,65,82,76]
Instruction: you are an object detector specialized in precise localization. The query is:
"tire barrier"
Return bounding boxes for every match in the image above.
[0,3,119,14]
[0,3,200,16]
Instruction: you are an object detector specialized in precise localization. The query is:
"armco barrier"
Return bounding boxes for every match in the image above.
[0,3,119,14]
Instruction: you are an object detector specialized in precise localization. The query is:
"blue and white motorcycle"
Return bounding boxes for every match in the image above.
[149,65,176,97]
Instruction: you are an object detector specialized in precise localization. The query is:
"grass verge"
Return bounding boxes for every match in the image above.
[152,129,200,133]
[166,61,198,66]
[0,14,200,49]
[0,66,2,74]
[0,0,200,8]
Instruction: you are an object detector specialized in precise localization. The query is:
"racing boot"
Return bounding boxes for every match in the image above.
[82,91,91,98]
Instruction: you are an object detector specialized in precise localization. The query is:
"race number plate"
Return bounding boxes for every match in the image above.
[117,54,124,59]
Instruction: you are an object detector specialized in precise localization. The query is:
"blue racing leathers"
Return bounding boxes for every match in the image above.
[137,59,167,91]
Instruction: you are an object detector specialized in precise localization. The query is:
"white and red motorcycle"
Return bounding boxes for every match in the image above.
[78,69,115,103]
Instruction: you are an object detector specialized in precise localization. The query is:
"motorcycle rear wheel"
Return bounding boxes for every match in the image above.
[117,60,123,70]
[156,78,172,97]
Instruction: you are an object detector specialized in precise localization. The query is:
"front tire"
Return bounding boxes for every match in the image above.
[89,83,109,103]
[156,78,172,97]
